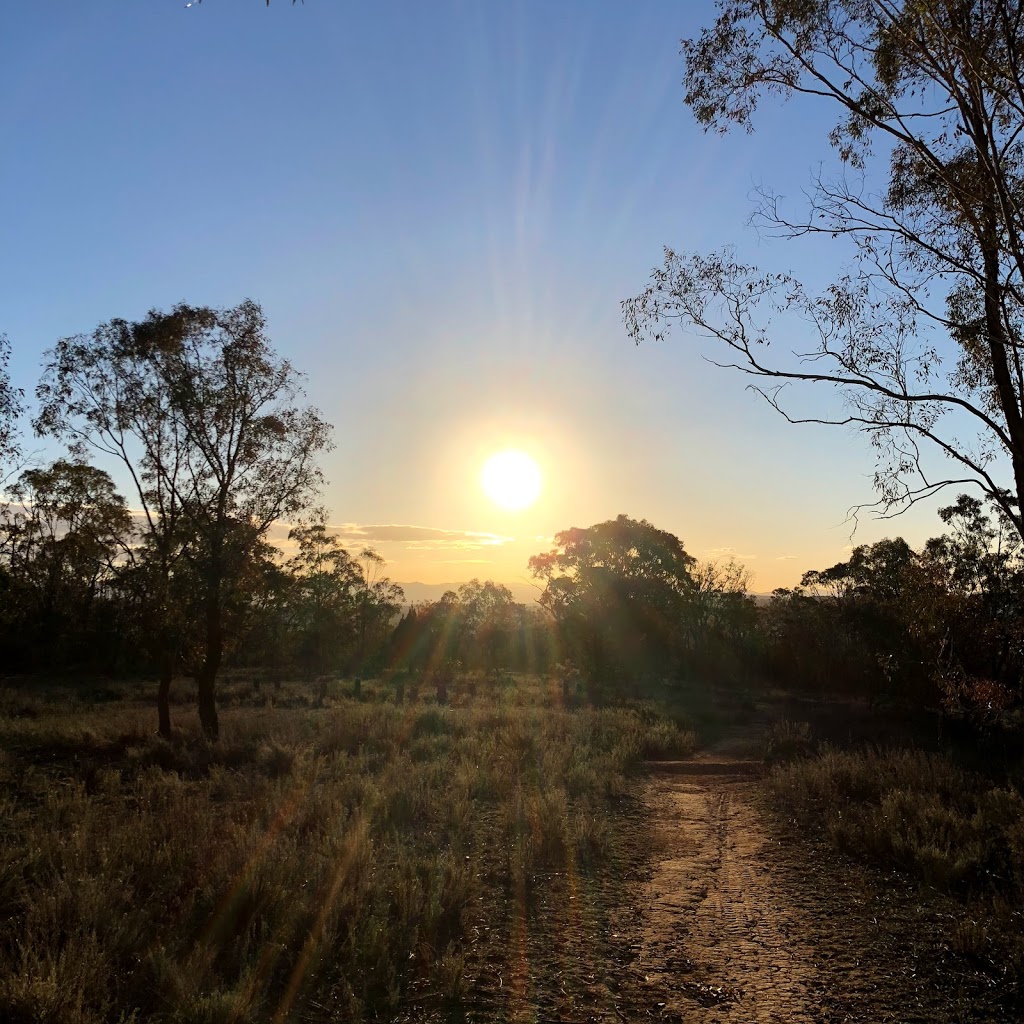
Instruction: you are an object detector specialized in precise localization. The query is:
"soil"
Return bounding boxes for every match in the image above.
[612,736,1014,1024]
[408,722,1016,1023]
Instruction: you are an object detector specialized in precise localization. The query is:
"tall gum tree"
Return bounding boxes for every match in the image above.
[37,301,332,738]
[529,515,697,683]
[0,335,23,479]
[625,0,1024,535]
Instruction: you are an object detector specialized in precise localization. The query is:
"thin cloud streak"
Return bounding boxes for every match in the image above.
[329,523,514,549]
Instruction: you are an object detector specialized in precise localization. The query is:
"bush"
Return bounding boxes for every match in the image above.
[762,719,816,764]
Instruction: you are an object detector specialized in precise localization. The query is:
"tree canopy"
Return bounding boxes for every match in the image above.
[0,335,23,476]
[530,515,698,682]
[36,301,332,737]
[625,0,1024,536]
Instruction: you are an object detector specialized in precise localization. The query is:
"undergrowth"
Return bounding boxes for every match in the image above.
[0,675,695,1023]
[766,740,1024,978]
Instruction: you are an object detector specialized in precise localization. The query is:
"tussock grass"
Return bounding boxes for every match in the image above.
[761,719,817,765]
[0,675,694,1023]
[769,745,1024,888]
[767,743,1024,978]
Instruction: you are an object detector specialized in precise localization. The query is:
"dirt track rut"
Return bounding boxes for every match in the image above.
[635,756,822,1022]
[620,749,1009,1024]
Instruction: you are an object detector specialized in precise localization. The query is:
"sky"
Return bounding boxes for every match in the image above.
[1,0,960,597]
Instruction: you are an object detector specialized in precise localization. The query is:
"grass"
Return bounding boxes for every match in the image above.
[765,736,1024,981]
[0,674,696,1024]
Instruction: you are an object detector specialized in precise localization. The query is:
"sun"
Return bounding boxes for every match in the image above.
[481,449,542,510]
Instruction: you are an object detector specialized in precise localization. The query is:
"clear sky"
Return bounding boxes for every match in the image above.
[1,0,952,596]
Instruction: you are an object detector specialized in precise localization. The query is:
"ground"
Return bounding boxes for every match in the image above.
[1,680,1017,1022]
[607,734,1014,1024]
[400,719,1013,1023]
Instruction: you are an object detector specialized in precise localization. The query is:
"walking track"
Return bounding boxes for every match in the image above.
[622,743,1009,1024]
[415,727,1012,1022]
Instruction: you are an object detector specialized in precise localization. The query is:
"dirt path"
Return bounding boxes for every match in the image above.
[635,753,820,1022]
[616,744,1008,1024]
[434,723,1010,1022]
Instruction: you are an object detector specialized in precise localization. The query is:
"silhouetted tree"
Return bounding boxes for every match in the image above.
[456,579,516,675]
[764,503,1024,715]
[352,547,404,673]
[626,1,1024,535]
[0,460,132,669]
[529,515,697,687]
[0,335,23,477]
[687,559,759,676]
[37,301,331,737]
[230,555,293,683]
[921,494,1024,709]
[286,516,361,677]
[407,591,463,674]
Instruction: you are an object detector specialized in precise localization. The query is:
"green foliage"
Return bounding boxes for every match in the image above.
[529,516,759,689]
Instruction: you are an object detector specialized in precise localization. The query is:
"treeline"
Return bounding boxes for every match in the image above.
[6,473,1020,733]
[762,495,1024,720]
[525,507,1024,724]
[4,304,1023,737]
[0,474,405,684]
[0,470,559,684]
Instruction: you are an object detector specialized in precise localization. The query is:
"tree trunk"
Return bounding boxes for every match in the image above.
[157,654,173,739]
[197,586,223,740]
[197,661,219,739]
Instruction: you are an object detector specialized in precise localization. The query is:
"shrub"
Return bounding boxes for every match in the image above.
[762,719,816,764]
[768,746,1024,894]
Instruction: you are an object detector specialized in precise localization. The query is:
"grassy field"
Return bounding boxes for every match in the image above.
[765,730,1024,989]
[0,674,695,1024]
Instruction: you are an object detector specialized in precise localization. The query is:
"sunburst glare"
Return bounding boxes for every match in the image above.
[481,449,542,510]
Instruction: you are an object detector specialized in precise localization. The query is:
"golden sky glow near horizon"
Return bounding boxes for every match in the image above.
[1,3,960,603]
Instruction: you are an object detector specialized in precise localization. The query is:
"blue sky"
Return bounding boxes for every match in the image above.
[1,0,950,594]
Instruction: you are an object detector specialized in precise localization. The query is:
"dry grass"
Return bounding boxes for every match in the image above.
[0,675,695,1023]
[766,741,1024,983]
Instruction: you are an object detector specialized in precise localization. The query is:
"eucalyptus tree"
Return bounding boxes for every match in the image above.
[286,516,362,677]
[456,579,516,674]
[0,335,23,478]
[37,301,332,737]
[529,515,697,683]
[0,460,132,667]
[352,547,404,672]
[626,1,1024,534]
